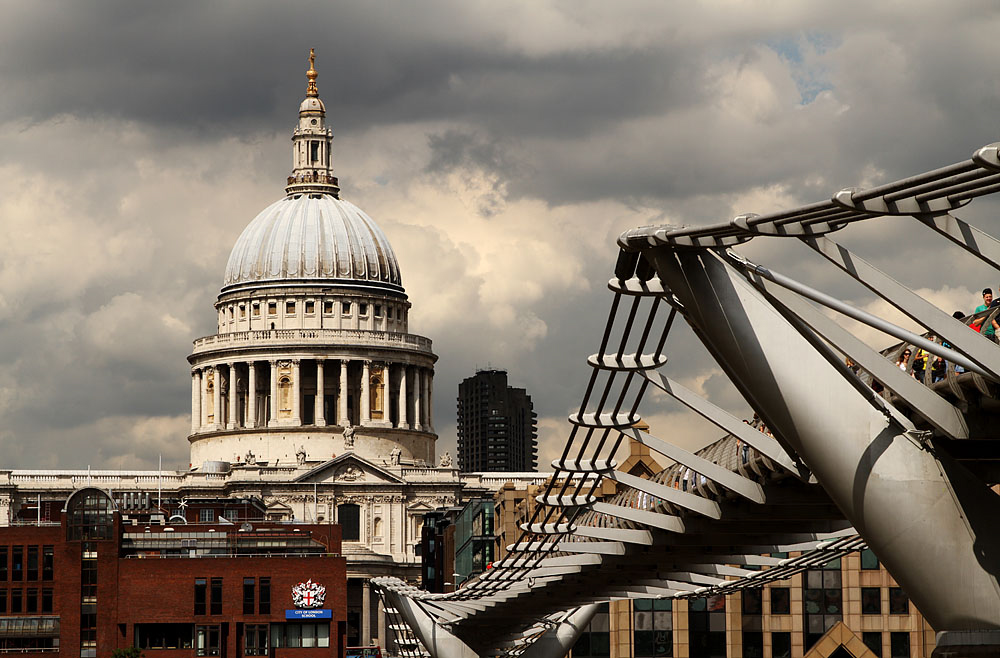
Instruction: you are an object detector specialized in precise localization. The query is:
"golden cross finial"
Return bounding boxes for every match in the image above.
[306,47,319,97]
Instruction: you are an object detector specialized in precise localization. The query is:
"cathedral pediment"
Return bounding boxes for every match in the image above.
[292,453,406,485]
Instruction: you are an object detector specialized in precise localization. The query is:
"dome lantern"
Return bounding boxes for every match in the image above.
[287,48,340,197]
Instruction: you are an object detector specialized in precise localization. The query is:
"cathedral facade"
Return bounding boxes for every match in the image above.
[0,51,546,650]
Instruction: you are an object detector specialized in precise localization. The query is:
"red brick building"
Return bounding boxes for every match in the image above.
[0,487,346,656]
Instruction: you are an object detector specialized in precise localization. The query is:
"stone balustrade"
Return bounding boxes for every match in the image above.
[192,328,433,355]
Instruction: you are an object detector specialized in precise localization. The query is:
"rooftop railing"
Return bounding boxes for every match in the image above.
[192,327,433,354]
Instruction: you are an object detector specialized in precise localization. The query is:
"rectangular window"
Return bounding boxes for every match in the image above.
[26,546,38,581]
[10,588,21,613]
[633,598,672,658]
[199,508,215,523]
[323,300,334,314]
[889,587,909,614]
[135,624,195,650]
[862,587,881,614]
[271,622,330,648]
[223,509,239,523]
[239,304,246,318]
[861,548,880,570]
[268,302,277,315]
[243,578,255,615]
[742,631,763,658]
[259,577,271,615]
[803,560,842,651]
[11,547,22,581]
[864,631,883,657]
[305,300,315,314]
[890,632,910,658]
[196,624,222,656]
[0,589,6,613]
[374,304,382,317]
[253,303,261,317]
[42,546,53,580]
[0,546,7,581]
[310,141,320,162]
[286,301,295,314]
[342,301,351,315]
[770,587,790,614]
[245,624,269,656]
[687,596,725,658]
[41,587,53,613]
[742,588,762,614]
[26,587,37,613]
[772,632,791,658]
[210,577,223,615]
[194,578,207,615]
[359,302,368,315]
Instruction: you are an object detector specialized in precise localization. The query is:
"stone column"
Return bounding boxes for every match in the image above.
[339,360,349,426]
[212,367,222,430]
[291,359,301,425]
[413,367,423,431]
[361,360,371,425]
[362,580,372,645]
[191,369,201,434]
[268,360,278,427]
[227,362,238,429]
[201,369,209,429]
[426,369,434,433]
[377,598,387,652]
[315,359,326,427]
[398,365,408,429]
[247,361,257,429]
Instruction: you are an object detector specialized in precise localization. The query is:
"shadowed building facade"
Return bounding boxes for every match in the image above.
[456,370,538,473]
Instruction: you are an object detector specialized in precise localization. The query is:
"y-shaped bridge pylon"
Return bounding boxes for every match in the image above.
[377,142,1000,658]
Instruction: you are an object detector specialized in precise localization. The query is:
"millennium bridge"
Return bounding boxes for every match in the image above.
[375,142,1000,658]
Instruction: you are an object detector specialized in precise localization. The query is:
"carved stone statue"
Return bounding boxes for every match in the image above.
[343,425,356,449]
[389,447,401,465]
[296,446,307,465]
[245,449,255,464]
[439,451,453,468]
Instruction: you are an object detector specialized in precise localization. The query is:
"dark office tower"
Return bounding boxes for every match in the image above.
[457,370,538,472]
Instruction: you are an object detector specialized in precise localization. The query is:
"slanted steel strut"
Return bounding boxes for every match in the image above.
[643,246,1000,631]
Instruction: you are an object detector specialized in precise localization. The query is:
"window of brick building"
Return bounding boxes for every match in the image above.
[26,587,37,613]
[688,595,726,658]
[259,578,271,615]
[770,587,790,614]
[803,559,842,651]
[42,546,53,580]
[890,632,909,658]
[0,547,7,581]
[199,508,215,523]
[888,587,909,614]
[0,588,6,613]
[41,587,53,613]
[862,587,881,614]
[863,632,883,657]
[245,624,269,655]
[243,578,255,615]
[26,546,38,581]
[11,589,21,613]
[194,578,207,615]
[634,598,672,657]
[861,548,880,570]
[772,632,791,658]
[11,547,22,581]
[196,624,222,656]
[210,578,223,615]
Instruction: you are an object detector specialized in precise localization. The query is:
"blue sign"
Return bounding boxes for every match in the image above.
[286,609,332,619]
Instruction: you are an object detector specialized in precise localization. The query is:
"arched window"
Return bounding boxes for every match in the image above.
[278,376,292,415]
[65,489,115,541]
[338,504,360,542]
[373,517,383,539]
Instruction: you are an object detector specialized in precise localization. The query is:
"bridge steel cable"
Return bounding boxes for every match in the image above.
[375,141,1000,658]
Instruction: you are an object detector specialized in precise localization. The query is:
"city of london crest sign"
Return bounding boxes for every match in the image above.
[292,579,327,608]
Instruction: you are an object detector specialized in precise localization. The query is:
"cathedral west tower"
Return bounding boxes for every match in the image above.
[187,50,437,470]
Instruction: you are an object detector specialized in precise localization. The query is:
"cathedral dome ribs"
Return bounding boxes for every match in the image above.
[187,50,437,472]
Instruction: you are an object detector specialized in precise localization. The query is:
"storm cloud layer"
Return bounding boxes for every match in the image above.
[3,1,1000,470]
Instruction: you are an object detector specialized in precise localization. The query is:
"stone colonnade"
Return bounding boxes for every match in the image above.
[190,358,433,434]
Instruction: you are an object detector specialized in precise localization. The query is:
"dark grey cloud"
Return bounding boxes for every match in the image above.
[3,1,1000,469]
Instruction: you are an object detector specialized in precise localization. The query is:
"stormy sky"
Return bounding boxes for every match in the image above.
[2,0,1000,471]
